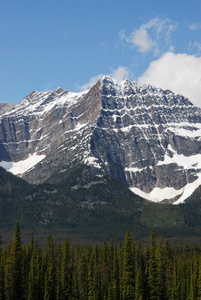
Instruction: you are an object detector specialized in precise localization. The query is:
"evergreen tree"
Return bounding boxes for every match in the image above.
[155,235,167,300]
[101,241,109,299]
[93,244,101,300]
[135,253,146,300]
[28,243,42,300]
[43,235,56,300]
[61,239,70,299]
[44,256,56,300]
[197,255,201,299]
[78,252,88,300]
[55,243,62,300]
[188,264,196,300]
[5,222,25,300]
[179,260,189,300]
[122,232,135,300]
[112,245,120,300]
[0,252,5,300]
[4,225,201,300]
[171,258,179,300]
[87,255,94,300]
[148,230,160,300]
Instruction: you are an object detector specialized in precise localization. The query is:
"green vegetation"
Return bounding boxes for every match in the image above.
[2,165,201,246]
[1,223,201,299]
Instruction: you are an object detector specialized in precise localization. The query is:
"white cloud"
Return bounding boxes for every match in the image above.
[130,26,156,53]
[138,52,201,107]
[79,66,129,91]
[189,23,201,30]
[188,41,201,55]
[109,66,129,81]
[120,17,177,56]
[78,74,105,91]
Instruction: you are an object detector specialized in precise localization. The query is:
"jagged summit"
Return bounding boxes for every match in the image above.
[0,102,15,115]
[54,87,64,94]
[0,76,201,204]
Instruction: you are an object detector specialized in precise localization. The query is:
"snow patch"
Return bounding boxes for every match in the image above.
[130,171,201,204]
[130,186,183,202]
[158,145,201,169]
[84,157,101,169]
[0,153,46,175]
[173,174,201,204]
[125,167,143,173]
[74,122,88,131]
[170,126,201,138]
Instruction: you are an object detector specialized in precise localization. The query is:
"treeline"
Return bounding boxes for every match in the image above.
[1,224,201,299]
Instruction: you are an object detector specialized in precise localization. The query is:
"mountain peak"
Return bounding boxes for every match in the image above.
[1,78,201,204]
[54,87,64,94]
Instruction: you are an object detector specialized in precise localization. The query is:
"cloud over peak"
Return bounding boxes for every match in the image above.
[138,52,201,107]
[78,66,129,91]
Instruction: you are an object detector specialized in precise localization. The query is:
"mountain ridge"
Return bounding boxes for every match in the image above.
[1,76,201,204]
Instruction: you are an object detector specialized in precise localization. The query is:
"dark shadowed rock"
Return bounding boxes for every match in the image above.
[0,76,201,203]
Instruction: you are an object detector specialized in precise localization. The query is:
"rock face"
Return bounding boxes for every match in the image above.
[1,76,201,203]
[0,102,15,116]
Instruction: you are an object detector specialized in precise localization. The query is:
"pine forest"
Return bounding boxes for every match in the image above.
[1,223,201,299]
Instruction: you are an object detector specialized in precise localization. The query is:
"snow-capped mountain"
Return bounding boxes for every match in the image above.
[1,76,201,204]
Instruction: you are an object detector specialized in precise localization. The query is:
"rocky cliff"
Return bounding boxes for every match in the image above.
[1,76,201,204]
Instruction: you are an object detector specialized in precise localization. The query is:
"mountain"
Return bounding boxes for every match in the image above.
[2,162,201,247]
[1,76,201,204]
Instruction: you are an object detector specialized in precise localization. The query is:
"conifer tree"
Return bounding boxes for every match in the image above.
[189,264,196,300]
[28,243,42,300]
[55,243,62,300]
[0,252,5,300]
[148,230,160,300]
[43,235,56,300]
[101,241,109,299]
[93,244,101,300]
[5,222,25,300]
[44,256,56,300]
[179,260,189,300]
[135,253,146,300]
[78,252,88,300]
[155,234,167,299]
[107,282,113,300]
[171,258,179,300]
[87,255,94,300]
[61,239,70,299]
[122,232,135,300]
[112,245,120,300]
[197,253,201,300]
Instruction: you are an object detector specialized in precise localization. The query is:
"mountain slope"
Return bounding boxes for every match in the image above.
[2,165,201,246]
[0,76,201,204]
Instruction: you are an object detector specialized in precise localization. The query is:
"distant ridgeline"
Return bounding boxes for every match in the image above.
[1,223,201,299]
[1,76,201,204]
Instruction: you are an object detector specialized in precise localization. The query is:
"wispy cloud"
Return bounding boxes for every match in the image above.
[189,23,201,30]
[78,74,105,91]
[188,41,201,55]
[99,42,110,52]
[138,52,201,107]
[119,17,177,56]
[78,66,130,91]
[109,66,129,81]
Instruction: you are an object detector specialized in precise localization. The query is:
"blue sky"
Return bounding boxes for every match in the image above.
[0,0,201,106]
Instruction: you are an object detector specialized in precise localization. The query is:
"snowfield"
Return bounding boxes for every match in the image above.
[0,153,46,175]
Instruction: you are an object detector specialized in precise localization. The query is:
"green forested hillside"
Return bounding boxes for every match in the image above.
[1,166,201,246]
[1,223,201,300]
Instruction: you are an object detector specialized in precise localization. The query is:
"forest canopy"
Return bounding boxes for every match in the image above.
[0,223,201,300]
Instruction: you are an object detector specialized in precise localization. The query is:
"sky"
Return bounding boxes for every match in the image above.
[0,0,201,107]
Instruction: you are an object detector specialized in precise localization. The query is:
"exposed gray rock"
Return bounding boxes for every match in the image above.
[0,102,15,115]
[0,76,201,203]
